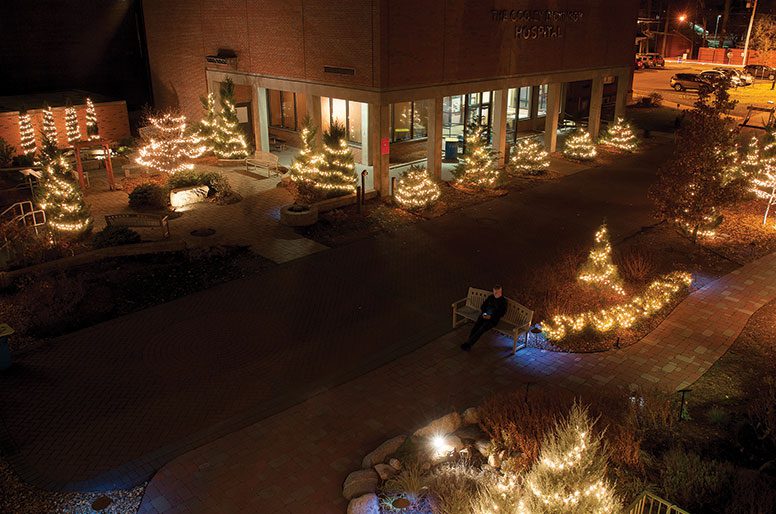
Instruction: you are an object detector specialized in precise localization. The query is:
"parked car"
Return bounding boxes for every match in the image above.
[670,73,708,91]
[640,54,655,68]
[641,52,665,67]
[699,69,740,87]
[635,56,645,70]
[714,67,753,86]
[744,64,776,80]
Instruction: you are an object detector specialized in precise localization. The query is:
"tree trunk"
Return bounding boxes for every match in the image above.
[692,224,699,243]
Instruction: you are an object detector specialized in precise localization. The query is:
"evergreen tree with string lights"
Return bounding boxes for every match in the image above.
[18,112,36,156]
[563,128,597,161]
[453,122,500,189]
[37,155,92,238]
[65,104,82,145]
[740,135,762,181]
[752,130,776,225]
[578,222,625,295]
[41,106,58,148]
[37,107,61,165]
[288,115,323,204]
[196,93,219,155]
[85,98,100,140]
[522,403,621,514]
[135,112,206,175]
[317,121,356,197]
[394,164,441,210]
[600,118,638,152]
[212,78,249,159]
[510,137,550,175]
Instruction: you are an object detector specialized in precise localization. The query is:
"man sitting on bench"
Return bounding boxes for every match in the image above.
[461,285,507,351]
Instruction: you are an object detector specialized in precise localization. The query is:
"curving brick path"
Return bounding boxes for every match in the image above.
[137,251,776,514]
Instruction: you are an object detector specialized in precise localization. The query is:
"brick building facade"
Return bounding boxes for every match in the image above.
[143,0,638,193]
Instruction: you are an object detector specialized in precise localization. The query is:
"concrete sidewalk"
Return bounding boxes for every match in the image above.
[136,250,776,513]
[0,145,672,494]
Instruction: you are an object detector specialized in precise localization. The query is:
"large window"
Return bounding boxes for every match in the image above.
[443,92,493,154]
[267,90,298,130]
[537,84,548,117]
[389,100,429,142]
[506,87,534,144]
[321,97,363,144]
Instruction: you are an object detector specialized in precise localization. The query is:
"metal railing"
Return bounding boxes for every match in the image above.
[627,491,690,514]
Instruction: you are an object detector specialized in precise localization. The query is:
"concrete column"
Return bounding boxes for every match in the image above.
[250,86,261,153]
[491,90,508,167]
[256,86,270,152]
[614,70,632,120]
[426,97,443,180]
[369,102,391,196]
[588,75,605,140]
[360,103,370,166]
[308,95,323,146]
[544,83,561,153]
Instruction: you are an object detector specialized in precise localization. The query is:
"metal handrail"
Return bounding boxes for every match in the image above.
[1,201,35,221]
[627,491,691,514]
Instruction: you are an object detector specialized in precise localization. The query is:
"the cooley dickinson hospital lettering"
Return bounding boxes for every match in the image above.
[491,9,584,39]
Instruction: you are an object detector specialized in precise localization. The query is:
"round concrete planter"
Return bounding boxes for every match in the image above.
[280,204,318,227]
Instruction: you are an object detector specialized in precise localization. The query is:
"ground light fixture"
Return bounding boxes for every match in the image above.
[430,435,453,459]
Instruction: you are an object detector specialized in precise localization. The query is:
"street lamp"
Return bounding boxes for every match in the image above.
[678,14,687,22]
[714,14,722,46]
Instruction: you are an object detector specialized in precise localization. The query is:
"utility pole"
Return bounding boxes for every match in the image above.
[743,0,758,66]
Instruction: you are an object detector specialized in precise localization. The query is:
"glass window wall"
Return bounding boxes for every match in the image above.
[537,85,548,117]
[389,100,430,143]
[267,89,297,130]
[320,97,362,144]
[442,92,494,154]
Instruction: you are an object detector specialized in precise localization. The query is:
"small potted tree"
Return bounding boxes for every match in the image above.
[280,116,322,226]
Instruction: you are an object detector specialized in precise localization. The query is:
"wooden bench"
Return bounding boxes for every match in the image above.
[245,151,279,177]
[105,213,170,239]
[452,287,533,354]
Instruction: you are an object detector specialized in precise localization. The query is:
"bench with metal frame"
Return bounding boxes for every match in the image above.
[105,213,170,238]
[452,287,533,354]
[245,151,279,177]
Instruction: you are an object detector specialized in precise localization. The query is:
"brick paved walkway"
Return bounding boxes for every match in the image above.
[0,143,684,494]
[134,251,776,513]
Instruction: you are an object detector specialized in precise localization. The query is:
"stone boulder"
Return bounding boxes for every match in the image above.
[463,407,480,425]
[414,412,462,438]
[374,463,397,481]
[388,458,402,471]
[361,435,406,468]
[475,439,493,458]
[343,469,379,500]
[169,185,209,208]
[347,493,380,514]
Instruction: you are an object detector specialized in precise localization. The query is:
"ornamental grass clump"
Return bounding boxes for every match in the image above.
[563,128,597,161]
[394,165,441,210]
[510,138,550,175]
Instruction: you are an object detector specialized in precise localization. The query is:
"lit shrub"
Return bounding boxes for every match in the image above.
[128,183,167,210]
[394,165,441,210]
[92,226,141,249]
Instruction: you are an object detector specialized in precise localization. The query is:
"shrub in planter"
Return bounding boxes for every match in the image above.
[92,226,141,248]
[129,183,168,210]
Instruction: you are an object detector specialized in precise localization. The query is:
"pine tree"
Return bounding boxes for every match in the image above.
[578,222,625,295]
[317,121,356,197]
[740,136,762,181]
[37,155,92,238]
[600,118,638,152]
[522,403,621,514]
[65,104,82,145]
[18,112,36,156]
[213,78,249,159]
[453,123,500,189]
[752,131,776,225]
[288,115,323,204]
[510,137,550,175]
[563,128,597,161]
[85,98,100,140]
[42,106,58,148]
[394,164,441,210]
[196,93,219,154]
[135,112,206,174]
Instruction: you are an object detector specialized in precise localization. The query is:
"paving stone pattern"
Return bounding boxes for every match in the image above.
[1,144,744,509]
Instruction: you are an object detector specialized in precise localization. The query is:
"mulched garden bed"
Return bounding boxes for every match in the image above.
[1,245,275,353]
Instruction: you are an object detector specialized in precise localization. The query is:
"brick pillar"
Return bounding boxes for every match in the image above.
[426,97,443,180]
[588,75,605,140]
[370,102,390,196]
[255,87,270,152]
[544,83,561,153]
[491,90,508,167]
